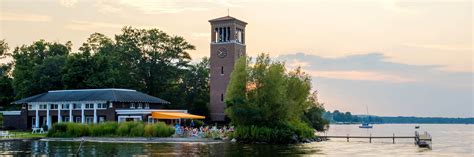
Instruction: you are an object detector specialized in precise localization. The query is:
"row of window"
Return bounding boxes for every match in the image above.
[130,103,150,109]
[29,103,108,110]
[31,116,106,126]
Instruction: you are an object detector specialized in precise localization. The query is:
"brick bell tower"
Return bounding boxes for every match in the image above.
[209,16,247,121]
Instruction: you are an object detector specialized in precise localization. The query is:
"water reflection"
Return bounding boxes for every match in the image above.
[0,141,322,156]
[1,124,472,156]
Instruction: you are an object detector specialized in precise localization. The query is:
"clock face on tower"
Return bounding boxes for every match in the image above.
[217,47,227,58]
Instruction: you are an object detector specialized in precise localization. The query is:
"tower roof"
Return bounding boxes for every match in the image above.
[209,16,247,25]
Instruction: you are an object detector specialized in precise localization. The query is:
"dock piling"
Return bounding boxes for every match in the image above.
[346,134,349,142]
[392,133,395,144]
[369,134,372,143]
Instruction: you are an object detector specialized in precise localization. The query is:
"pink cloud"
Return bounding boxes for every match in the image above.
[307,70,417,83]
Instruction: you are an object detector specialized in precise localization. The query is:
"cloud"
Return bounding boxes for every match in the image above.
[277,52,473,117]
[277,53,471,88]
[59,0,78,8]
[307,70,416,83]
[65,20,123,31]
[0,12,52,22]
[116,0,207,14]
[94,0,124,14]
[191,33,210,40]
[65,20,156,32]
[93,0,241,14]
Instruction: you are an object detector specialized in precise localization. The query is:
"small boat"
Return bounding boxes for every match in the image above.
[415,125,420,129]
[415,131,432,148]
[359,123,373,128]
[359,106,373,129]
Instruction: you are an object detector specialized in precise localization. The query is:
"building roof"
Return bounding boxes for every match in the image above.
[209,16,247,25]
[12,89,170,104]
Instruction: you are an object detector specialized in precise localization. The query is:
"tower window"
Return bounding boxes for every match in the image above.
[214,28,218,42]
[219,27,223,42]
[221,66,224,75]
[221,93,224,102]
[227,27,230,41]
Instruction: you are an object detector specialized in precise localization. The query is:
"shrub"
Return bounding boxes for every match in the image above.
[47,121,175,137]
[130,123,144,137]
[48,123,89,137]
[234,123,313,144]
[89,122,118,136]
[143,124,155,137]
[154,122,175,137]
[116,122,132,136]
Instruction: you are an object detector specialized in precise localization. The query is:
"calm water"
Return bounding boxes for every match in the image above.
[1,124,473,156]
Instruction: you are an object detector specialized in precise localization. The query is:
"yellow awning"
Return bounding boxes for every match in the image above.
[151,112,205,119]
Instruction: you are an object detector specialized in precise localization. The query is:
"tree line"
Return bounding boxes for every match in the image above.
[323,110,473,124]
[0,27,210,118]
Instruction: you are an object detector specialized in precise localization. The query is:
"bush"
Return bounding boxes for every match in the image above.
[234,122,314,144]
[48,123,89,137]
[130,123,144,137]
[47,122,175,137]
[154,122,175,137]
[116,122,132,136]
[89,122,118,136]
[143,124,155,137]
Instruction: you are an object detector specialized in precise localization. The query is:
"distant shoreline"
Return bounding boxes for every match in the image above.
[328,116,473,124]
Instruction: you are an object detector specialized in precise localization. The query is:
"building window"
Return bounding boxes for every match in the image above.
[130,103,135,109]
[221,66,224,75]
[73,104,81,109]
[97,103,107,109]
[64,117,70,122]
[62,104,70,109]
[145,103,150,109]
[85,117,93,124]
[39,104,47,110]
[50,104,58,110]
[31,117,36,128]
[75,117,81,123]
[221,93,224,102]
[85,104,94,109]
[99,117,105,123]
[137,103,143,109]
[28,105,33,110]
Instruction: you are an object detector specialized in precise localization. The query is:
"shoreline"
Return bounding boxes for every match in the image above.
[41,137,225,143]
[0,137,224,143]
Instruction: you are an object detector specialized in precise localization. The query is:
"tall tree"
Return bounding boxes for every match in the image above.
[113,27,195,106]
[12,40,70,98]
[181,58,210,117]
[0,39,14,109]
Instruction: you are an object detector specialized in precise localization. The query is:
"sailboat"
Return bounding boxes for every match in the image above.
[359,106,373,129]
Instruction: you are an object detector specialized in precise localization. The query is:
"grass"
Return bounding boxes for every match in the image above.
[7,131,47,138]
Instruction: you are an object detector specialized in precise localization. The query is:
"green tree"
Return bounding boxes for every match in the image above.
[112,27,195,106]
[182,58,210,118]
[302,92,329,131]
[225,54,324,143]
[0,39,14,109]
[12,40,70,98]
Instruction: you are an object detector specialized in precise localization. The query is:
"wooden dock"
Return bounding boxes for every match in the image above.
[320,134,416,143]
[319,131,432,148]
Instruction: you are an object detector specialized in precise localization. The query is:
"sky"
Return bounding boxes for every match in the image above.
[0,0,472,117]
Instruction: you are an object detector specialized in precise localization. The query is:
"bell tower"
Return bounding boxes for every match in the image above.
[209,16,247,121]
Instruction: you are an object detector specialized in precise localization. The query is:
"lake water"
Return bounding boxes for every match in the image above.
[1,124,473,156]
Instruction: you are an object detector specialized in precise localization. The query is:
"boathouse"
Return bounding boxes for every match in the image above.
[1,88,199,130]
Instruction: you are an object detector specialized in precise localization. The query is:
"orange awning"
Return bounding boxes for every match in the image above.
[151,112,205,119]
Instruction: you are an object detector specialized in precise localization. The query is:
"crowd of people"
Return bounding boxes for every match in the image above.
[174,121,234,138]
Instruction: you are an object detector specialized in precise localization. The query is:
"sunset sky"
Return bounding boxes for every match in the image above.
[0,0,472,117]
